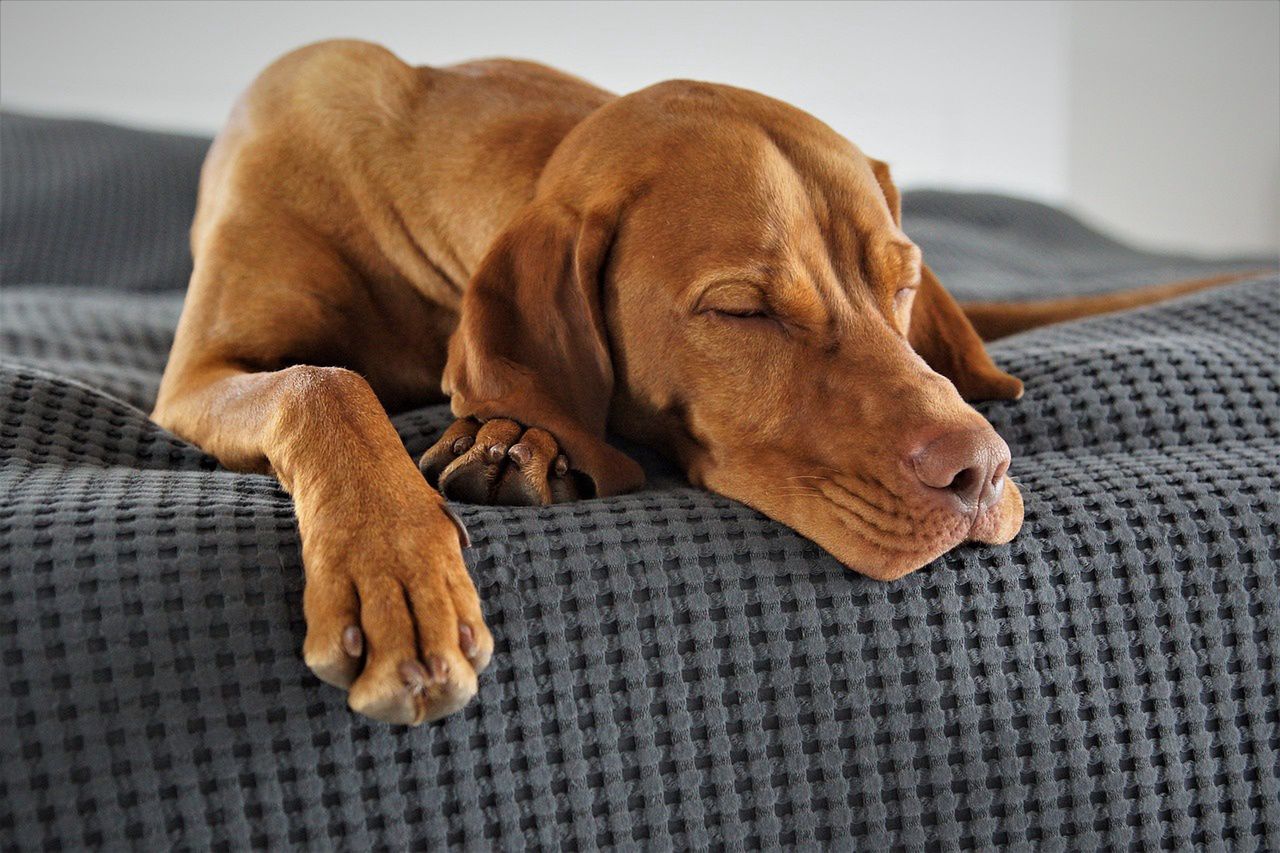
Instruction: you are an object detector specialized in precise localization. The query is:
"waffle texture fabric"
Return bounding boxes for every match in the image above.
[2,112,1279,851]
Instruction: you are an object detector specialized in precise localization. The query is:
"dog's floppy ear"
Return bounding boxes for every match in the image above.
[909,265,1024,401]
[443,201,644,497]
[870,159,1023,402]
[870,158,905,225]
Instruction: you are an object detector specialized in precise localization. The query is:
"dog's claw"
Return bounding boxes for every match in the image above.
[342,625,364,658]
[399,660,430,693]
[424,655,450,685]
[441,503,471,548]
[458,623,476,657]
[421,419,481,487]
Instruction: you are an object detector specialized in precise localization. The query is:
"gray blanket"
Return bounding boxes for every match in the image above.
[2,112,1278,851]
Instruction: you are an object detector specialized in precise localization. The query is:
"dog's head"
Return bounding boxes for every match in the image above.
[445,80,1024,580]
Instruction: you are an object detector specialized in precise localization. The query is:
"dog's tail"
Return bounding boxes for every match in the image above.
[962,271,1270,341]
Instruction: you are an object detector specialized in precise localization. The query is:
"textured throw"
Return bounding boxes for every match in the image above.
[1,112,1278,851]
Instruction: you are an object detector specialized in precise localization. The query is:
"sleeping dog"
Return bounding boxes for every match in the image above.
[153,40,1242,724]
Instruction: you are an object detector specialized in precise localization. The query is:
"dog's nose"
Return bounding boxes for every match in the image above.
[909,426,1010,513]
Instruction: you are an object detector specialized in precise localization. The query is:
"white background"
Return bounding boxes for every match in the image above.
[2,0,1276,254]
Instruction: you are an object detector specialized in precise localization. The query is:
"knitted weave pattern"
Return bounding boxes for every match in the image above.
[2,113,1278,850]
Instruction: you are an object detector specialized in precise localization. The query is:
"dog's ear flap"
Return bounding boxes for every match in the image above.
[870,158,903,225]
[910,265,1024,402]
[443,201,644,497]
[870,158,1022,402]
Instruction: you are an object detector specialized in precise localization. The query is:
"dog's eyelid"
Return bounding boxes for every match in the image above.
[690,278,771,316]
[708,305,767,317]
[707,308,792,336]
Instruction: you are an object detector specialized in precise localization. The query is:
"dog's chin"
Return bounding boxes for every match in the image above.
[822,478,1025,581]
[964,477,1024,546]
[713,471,1025,583]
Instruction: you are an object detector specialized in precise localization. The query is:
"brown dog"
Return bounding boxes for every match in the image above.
[152,40,1244,725]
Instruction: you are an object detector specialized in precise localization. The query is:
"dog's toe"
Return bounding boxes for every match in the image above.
[493,427,560,505]
[437,419,522,502]
[302,497,493,726]
[420,417,481,487]
[348,654,478,726]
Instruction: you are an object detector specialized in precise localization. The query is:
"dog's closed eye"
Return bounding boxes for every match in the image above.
[701,299,781,329]
[693,280,773,320]
[708,306,770,320]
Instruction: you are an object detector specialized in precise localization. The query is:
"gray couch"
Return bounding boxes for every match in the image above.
[2,112,1278,850]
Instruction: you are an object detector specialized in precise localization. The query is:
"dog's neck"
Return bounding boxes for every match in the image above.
[392,63,615,305]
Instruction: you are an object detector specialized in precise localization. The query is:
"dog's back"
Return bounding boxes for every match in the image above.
[196,40,611,312]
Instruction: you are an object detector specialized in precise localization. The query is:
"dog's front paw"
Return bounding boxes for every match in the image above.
[299,490,494,725]
[419,417,587,505]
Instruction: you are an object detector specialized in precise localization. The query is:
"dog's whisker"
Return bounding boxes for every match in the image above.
[818,481,915,535]
[773,489,823,499]
[802,466,908,505]
[833,481,909,522]
[825,506,920,555]
[781,472,914,530]
[774,483,918,544]
[842,470,908,505]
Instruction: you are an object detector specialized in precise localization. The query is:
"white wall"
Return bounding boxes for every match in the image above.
[1,0,1275,254]
[0,0,1070,198]
[1068,1,1279,255]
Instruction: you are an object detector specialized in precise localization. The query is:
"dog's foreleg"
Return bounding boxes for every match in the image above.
[151,362,493,724]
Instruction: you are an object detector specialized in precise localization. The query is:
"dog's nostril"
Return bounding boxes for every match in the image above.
[947,466,978,497]
[944,465,985,505]
[910,426,1011,512]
